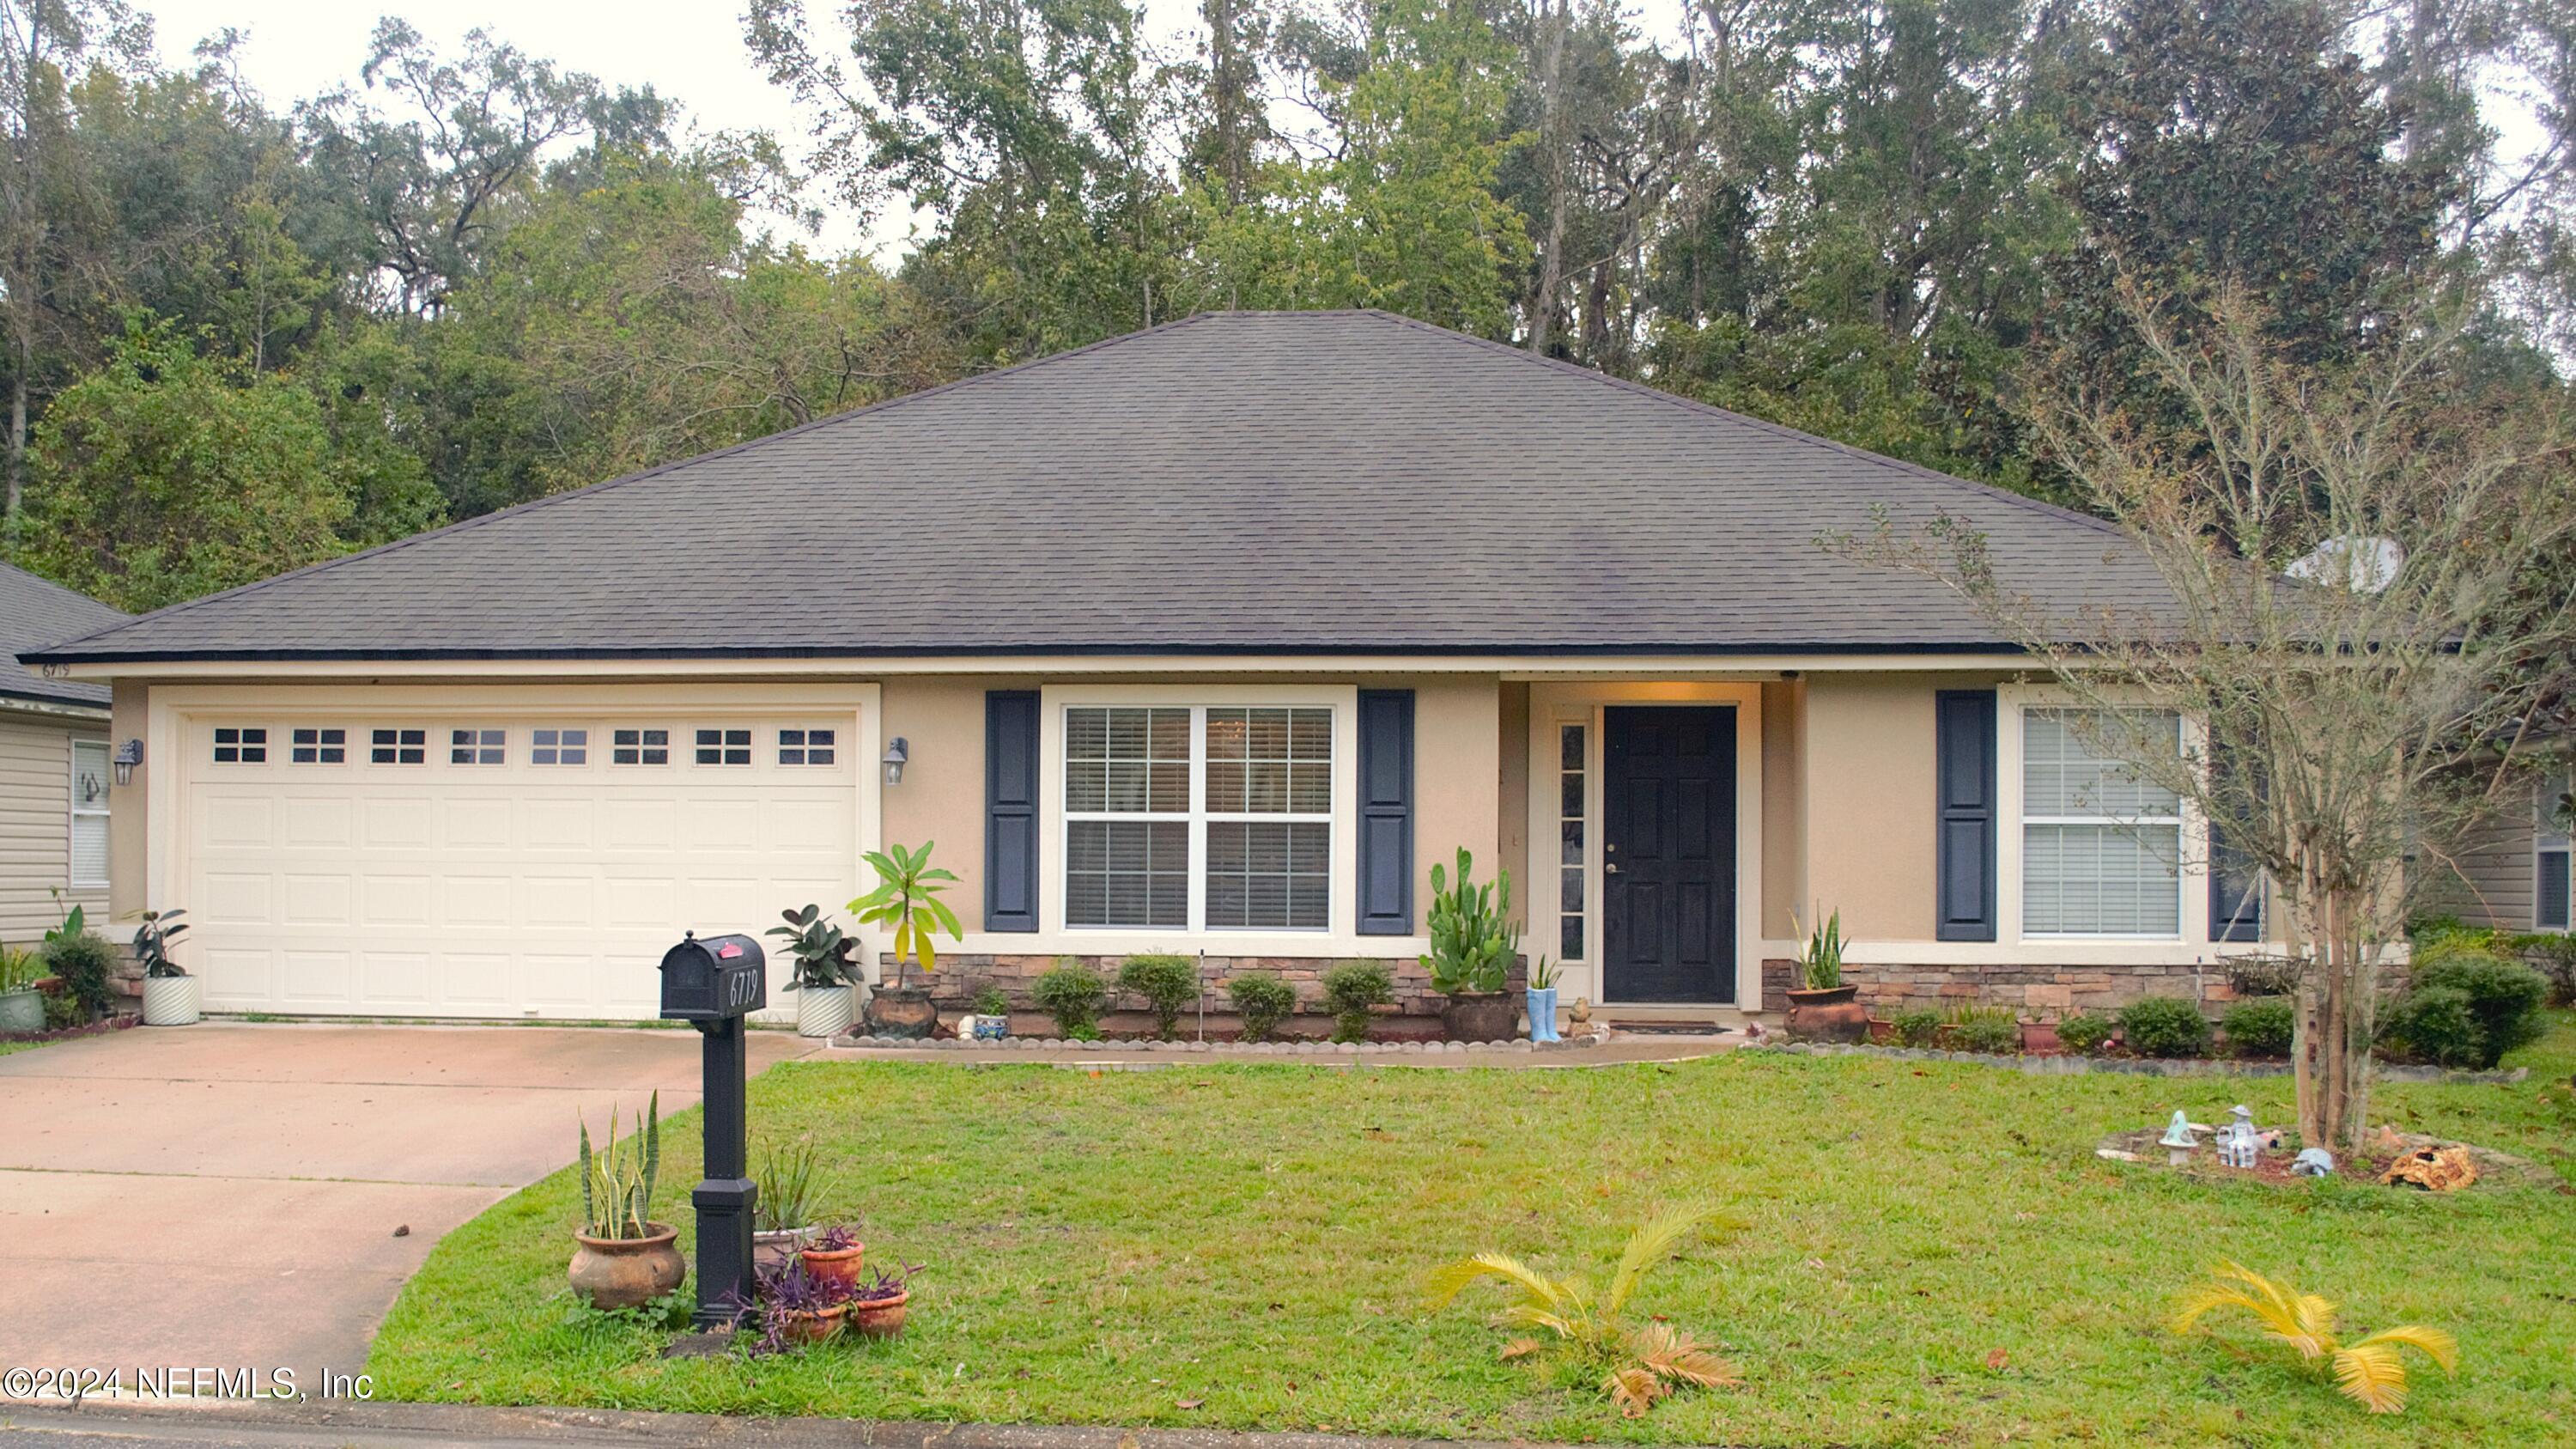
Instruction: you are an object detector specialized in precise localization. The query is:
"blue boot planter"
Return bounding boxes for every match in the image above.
[1526,986,1560,1043]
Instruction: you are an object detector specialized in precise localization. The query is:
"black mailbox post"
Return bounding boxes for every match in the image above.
[659,931,767,1328]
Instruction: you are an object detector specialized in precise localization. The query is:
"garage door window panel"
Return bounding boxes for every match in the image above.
[532,728,589,765]
[291,728,346,764]
[779,728,836,765]
[450,729,506,765]
[696,728,751,765]
[612,728,669,765]
[213,728,267,764]
[371,728,426,764]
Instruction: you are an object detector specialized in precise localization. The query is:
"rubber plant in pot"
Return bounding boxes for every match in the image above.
[134,908,198,1026]
[1783,906,1866,1043]
[0,946,42,1035]
[849,840,963,1039]
[568,1094,685,1310]
[1423,848,1522,1043]
[768,904,861,1038]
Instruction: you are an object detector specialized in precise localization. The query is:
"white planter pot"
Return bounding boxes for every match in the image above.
[796,983,856,1038]
[142,975,202,1026]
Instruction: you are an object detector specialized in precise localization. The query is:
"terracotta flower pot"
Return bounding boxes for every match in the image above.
[780,1304,848,1346]
[1783,984,1868,1044]
[849,1289,909,1338]
[1440,990,1519,1043]
[862,986,939,1038]
[568,1222,685,1310]
[799,1240,866,1289]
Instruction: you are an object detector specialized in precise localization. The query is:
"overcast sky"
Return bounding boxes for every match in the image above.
[137,0,1218,259]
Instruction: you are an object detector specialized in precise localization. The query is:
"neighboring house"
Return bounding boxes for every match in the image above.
[2438,758,2573,935]
[30,311,2290,1025]
[0,563,128,946]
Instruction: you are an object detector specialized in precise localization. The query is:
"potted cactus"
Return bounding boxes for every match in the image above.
[134,909,199,1026]
[1422,848,1522,1042]
[768,904,861,1038]
[567,1093,685,1310]
[849,841,963,1038]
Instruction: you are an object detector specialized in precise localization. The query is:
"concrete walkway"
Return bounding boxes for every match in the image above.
[0,1398,1625,1449]
[0,1024,816,1380]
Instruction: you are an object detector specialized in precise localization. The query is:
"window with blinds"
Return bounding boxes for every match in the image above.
[2021,709,2182,936]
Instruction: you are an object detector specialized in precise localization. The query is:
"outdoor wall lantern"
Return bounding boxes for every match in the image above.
[112,739,143,787]
[882,736,908,785]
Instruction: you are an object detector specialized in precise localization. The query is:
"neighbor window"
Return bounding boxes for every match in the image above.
[291,728,346,764]
[1558,722,1587,961]
[779,728,835,765]
[611,728,669,765]
[696,728,751,765]
[2539,766,2572,932]
[1063,703,1335,932]
[70,740,108,888]
[450,728,507,765]
[532,728,588,765]
[2020,709,2182,936]
[370,728,426,764]
[212,727,267,764]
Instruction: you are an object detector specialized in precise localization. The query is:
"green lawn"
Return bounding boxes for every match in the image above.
[369,1014,2576,1446]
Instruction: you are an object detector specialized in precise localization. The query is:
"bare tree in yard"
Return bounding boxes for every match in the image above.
[1844,283,2576,1154]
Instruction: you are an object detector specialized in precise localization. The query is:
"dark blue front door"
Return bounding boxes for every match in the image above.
[1602,705,1736,1004]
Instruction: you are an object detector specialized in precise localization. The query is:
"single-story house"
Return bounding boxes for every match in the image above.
[2,563,127,946]
[31,310,2294,1025]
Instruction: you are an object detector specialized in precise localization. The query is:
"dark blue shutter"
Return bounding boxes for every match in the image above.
[984,691,1039,932]
[2208,747,2264,941]
[1357,689,1414,935]
[1935,690,1998,941]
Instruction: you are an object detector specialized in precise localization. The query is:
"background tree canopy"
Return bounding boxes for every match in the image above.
[3,0,2570,608]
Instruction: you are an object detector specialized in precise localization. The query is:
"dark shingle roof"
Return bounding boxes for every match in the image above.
[1,563,125,705]
[31,311,2172,664]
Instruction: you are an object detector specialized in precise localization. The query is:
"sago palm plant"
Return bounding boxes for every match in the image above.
[1425,1204,1743,1416]
[2172,1261,2458,1414]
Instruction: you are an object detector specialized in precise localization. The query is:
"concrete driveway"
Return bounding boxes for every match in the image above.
[0,1023,815,1381]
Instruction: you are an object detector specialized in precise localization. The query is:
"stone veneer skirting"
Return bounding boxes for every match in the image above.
[1759,958,2245,1020]
[876,952,1528,1038]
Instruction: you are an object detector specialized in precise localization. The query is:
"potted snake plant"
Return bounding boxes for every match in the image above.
[849,840,963,1038]
[1423,848,1522,1042]
[134,909,199,1026]
[768,904,861,1038]
[1783,905,1867,1043]
[1525,954,1562,1043]
[567,1093,685,1310]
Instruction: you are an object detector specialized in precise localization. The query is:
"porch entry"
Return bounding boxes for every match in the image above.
[1601,705,1737,1004]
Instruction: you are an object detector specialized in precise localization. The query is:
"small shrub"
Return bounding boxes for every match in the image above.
[1947,1012,2022,1056]
[1031,963,1108,1038]
[2118,996,2212,1059]
[972,985,1010,1018]
[2379,940,2547,1070]
[1226,971,1297,1043]
[2509,933,2576,1006]
[1117,953,1200,1040]
[40,931,117,1020]
[1320,961,1393,1043]
[2222,997,2297,1059]
[2054,1011,2113,1056]
[43,991,82,1030]
[2381,986,2480,1067]
[1888,1008,1942,1047]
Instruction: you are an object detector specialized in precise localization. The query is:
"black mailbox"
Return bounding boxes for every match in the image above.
[659,932,768,1022]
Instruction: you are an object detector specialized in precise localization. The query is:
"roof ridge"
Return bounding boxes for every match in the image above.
[50,312,1231,653]
[1348,308,2130,543]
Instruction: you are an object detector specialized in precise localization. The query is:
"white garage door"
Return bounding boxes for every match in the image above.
[180,711,858,1019]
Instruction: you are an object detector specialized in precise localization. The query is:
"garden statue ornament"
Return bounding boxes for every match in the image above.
[2290,1148,2335,1178]
[2217,1105,2261,1170]
[2158,1111,2197,1167]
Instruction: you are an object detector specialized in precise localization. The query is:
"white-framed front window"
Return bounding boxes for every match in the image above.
[2020,708,2184,938]
[70,738,109,888]
[2538,764,2572,932]
[1059,700,1339,933]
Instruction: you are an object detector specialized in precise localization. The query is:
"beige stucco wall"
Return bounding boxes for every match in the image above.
[1759,679,1805,939]
[1802,672,2010,944]
[0,704,110,944]
[878,675,997,923]
[108,681,149,922]
[1404,675,1502,890]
